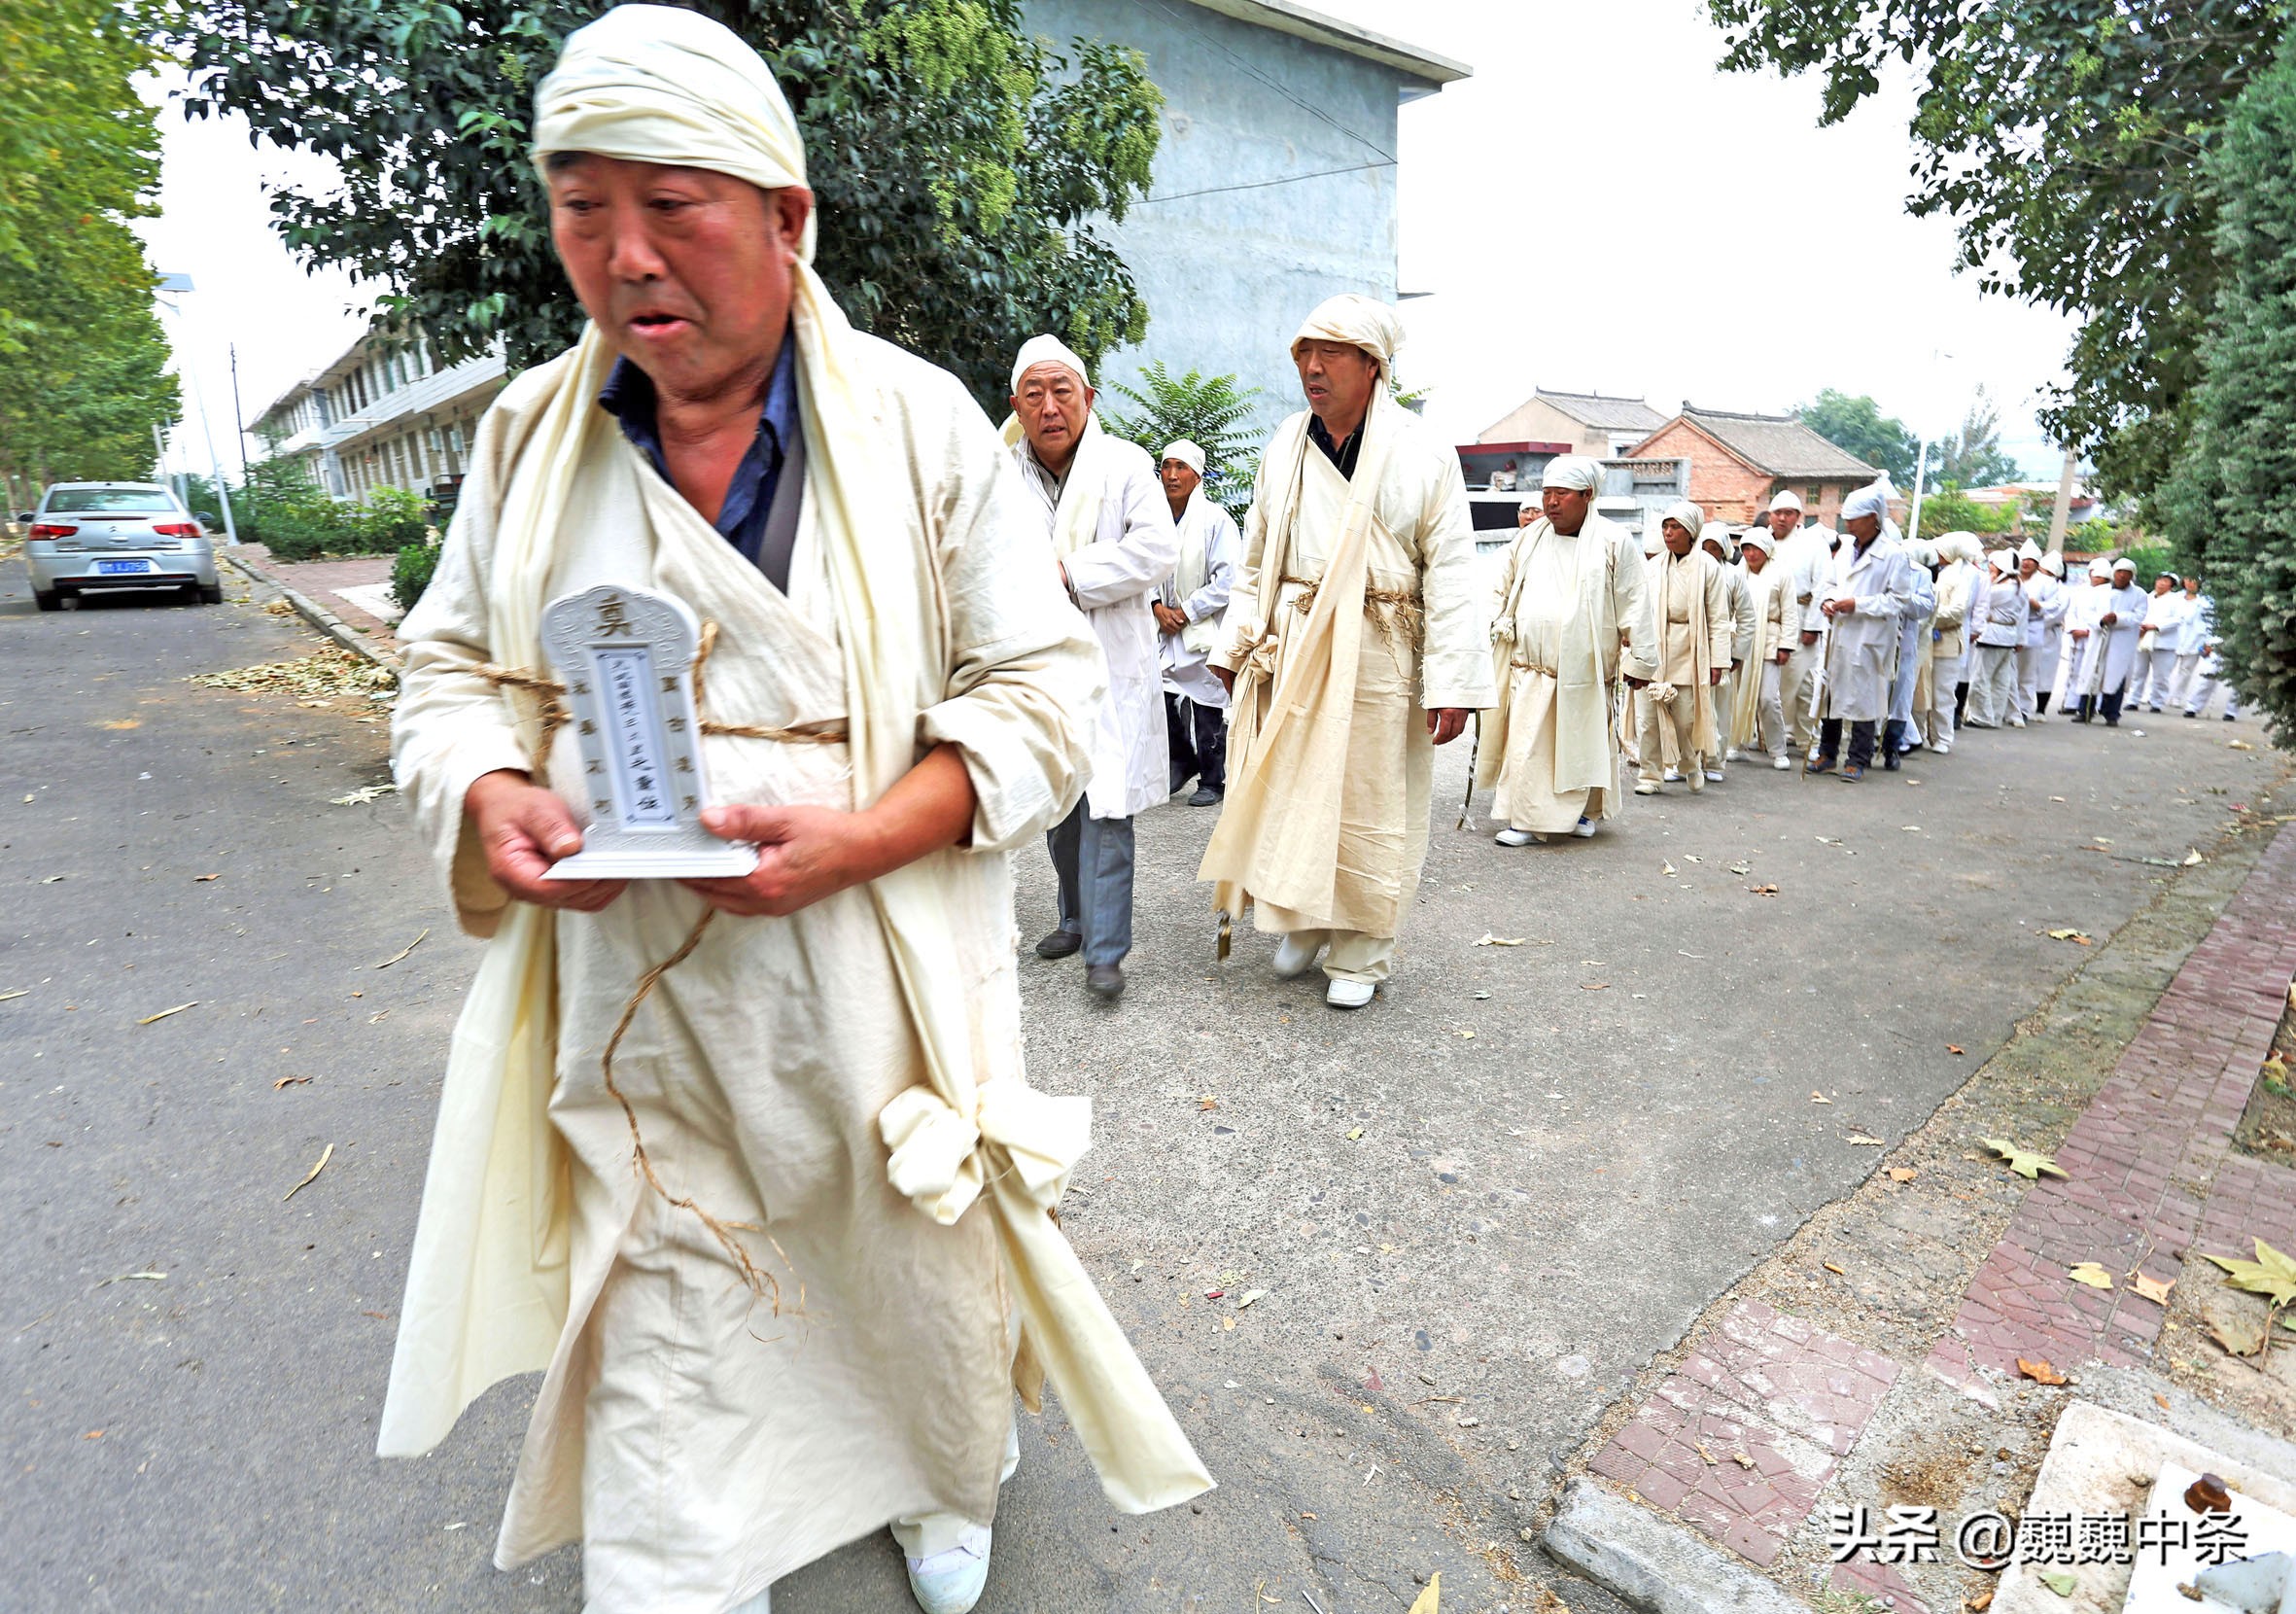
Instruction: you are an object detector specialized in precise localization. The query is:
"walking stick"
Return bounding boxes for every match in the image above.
[1457,710,1481,830]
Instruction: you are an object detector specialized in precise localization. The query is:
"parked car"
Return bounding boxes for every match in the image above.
[22,482,222,611]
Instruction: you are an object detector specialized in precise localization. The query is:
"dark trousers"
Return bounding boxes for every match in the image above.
[1166,692,1227,791]
[2101,687,2126,724]
[1817,718,1877,769]
[1046,804,1134,967]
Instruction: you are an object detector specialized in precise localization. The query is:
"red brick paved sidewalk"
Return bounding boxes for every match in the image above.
[1577,823,2296,1591]
[229,544,400,660]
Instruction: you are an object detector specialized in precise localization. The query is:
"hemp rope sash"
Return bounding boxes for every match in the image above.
[470,618,850,1314]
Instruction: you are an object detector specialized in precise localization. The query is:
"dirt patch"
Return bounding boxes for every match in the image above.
[2232,1002,2296,1168]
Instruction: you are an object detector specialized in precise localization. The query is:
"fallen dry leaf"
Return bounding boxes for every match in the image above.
[2017,1357,2068,1386]
[1473,933,1526,947]
[1198,1096,1218,1111]
[2154,1392,2172,1411]
[2044,928,2094,946]
[1579,982,1609,992]
[2209,1308,2266,1359]
[1824,1261,1847,1276]
[97,719,140,730]
[1888,1168,1918,1183]
[192,872,221,882]
[331,783,398,807]
[373,928,430,969]
[1731,1452,1756,1470]
[1344,1127,1364,1140]
[273,1075,311,1090]
[1661,861,1677,877]
[136,1002,197,1026]
[2069,1262,2114,1290]
[1407,1575,1442,1614]
[1748,883,1780,895]
[283,1142,334,1203]
[1236,1288,1267,1310]
[1810,1091,1832,1105]
[0,989,27,1002]
[1947,1044,1966,1056]
[1980,1137,2069,1180]
[2132,1273,2174,1306]
[188,648,396,700]
[1847,1134,1886,1147]
[1966,1592,1994,1614]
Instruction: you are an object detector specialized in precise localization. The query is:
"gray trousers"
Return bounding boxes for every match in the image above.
[1046,804,1134,966]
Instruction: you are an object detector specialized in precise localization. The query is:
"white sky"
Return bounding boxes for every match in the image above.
[137,0,2078,486]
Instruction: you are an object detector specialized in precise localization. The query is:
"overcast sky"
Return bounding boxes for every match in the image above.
[137,0,2078,488]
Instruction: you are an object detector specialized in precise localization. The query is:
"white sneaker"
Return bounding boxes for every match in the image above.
[906,1526,991,1614]
[1326,977,1376,1010]
[1931,742,1950,756]
[1703,769,1725,784]
[1495,826,1540,847]
[1771,754,1792,771]
[2008,715,2027,728]
[1724,747,1742,761]
[1571,816,1598,838]
[1662,768,1685,783]
[1270,932,1321,979]
[1633,781,1661,795]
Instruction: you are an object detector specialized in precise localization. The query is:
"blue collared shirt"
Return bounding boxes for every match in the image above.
[598,329,801,586]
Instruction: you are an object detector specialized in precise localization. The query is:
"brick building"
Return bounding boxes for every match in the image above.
[1625,404,1877,527]
[1478,389,1669,460]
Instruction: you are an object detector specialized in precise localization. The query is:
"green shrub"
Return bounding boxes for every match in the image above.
[391,539,440,614]
[360,486,431,551]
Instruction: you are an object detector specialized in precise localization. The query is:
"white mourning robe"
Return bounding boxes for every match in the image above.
[1015,427,1178,818]
[1817,534,1916,722]
[1478,511,1656,830]
[2070,581,2150,695]
[1160,491,1240,710]
[389,336,1122,1609]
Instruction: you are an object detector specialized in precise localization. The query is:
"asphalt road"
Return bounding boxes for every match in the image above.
[3,557,2284,1614]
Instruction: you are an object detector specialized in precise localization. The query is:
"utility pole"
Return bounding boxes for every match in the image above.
[155,274,238,544]
[229,343,249,483]
[1907,438,1931,546]
[2044,447,2078,555]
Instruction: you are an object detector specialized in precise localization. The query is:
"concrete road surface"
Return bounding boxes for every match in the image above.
[3,556,2282,1613]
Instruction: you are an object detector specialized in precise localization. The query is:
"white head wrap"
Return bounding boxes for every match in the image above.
[1935,531,1978,565]
[1542,455,1602,493]
[2039,551,2065,577]
[1661,499,1705,541]
[1518,495,1544,514]
[1010,333,1091,395]
[1740,527,1777,557]
[2088,558,2112,580]
[1290,294,1402,379]
[1160,439,1205,476]
[1765,488,1804,515]
[534,4,818,256]
[1840,480,1893,525]
[1987,549,2018,576]
[2109,554,2135,576]
[2017,539,2044,565]
[1904,538,1935,567]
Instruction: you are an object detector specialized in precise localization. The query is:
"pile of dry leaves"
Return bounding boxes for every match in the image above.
[186,648,396,701]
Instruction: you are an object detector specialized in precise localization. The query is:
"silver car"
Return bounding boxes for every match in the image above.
[22,482,222,611]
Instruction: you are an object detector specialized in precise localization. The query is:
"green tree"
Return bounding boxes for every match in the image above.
[1913,484,2017,539]
[1937,388,2025,488]
[1101,363,1262,519]
[2161,28,2296,742]
[1706,0,2284,509]
[168,0,1161,410]
[0,0,180,488]
[1796,390,1913,486]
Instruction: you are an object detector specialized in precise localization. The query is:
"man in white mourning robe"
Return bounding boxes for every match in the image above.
[1699,526,1757,777]
[1966,550,2028,728]
[2056,558,2108,715]
[1882,534,1937,765]
[2135,572,2191,711]
[2030,549,2068,713]
[1155,439,1238,806]
[1925,533,1982,753]
[382,14,1208,1613]
[1008,335,1178,1000]
[2014,543,2064,720]
[1633,501,1733,794]
[1729,526,1797,767]
[1806,481,1915,781]
[2070,556,2149,725]
[1769,491,1830,754]
[1202,295,1490,1009]
[2180,584,2243,719]
[1478,454,1657,845]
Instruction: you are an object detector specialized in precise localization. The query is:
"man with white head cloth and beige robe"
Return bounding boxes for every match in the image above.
[1202,294,1490,1010]
[1477,454,1657,845]
[1005,333,1178,1000]
[1633,501,1734,793]
[1699,524,1757,777]
[381,12,1209,1614]
[1765,489,1826,753]
[1924,532,1982,752]
[1154,438,1238,806]
[1730,524,1797,766]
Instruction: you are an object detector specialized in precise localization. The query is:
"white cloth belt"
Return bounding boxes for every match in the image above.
[882,1080,1092,1226]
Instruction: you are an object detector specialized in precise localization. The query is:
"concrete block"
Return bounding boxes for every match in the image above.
[1543,1478,1814,1614]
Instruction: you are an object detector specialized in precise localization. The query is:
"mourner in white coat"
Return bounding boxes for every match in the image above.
[1884,538,1937,764]
[2180,587,2242,719]
[2055,559,2108,714]
[1635,503,1734,793]
[2070,556,2148,725]
[1807,482,1916,781]
[1766,490,1827,752]
[1700,529,1757,777]
[1155,439,1238,807]
[2029,550,2068,713]
[1966,551,2027,729]
[1730,526,1797,766]
[2135,573,2191,711]
[1924,533,1981,752]
[1009,335,1179,998]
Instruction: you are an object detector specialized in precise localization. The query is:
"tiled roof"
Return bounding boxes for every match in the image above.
[1536,390,1669,434]
[1670,406,1878,480]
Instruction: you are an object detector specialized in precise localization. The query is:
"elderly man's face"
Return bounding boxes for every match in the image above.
[1011,363,1094,473]
[1161,459,1200,503]
[1662,519,1695,557]
[1294,340,1377,433]
[1845,513,1881,544]
[1542,485,1590,535]
[1768,507,1802,539]
[2114,566,2135,588]
[546,155,809,400]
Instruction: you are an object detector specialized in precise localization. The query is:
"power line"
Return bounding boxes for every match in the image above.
[1142,0,1397,166]
[1135,158,1396,206]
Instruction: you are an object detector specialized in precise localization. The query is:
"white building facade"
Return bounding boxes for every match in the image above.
[253,327,506,506]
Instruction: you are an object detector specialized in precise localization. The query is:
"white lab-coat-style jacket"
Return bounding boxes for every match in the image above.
[1818,533,1916,721]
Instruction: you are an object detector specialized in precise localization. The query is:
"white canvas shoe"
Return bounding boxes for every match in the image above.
[1662,768,1685,783]
[1495,826,1540,847]
[906,1526,991,1614]
[1771,754,1792,770]
[1723,747,1741,761]
[1270,932,1321,979]
[1703,769,1725,784]
[1571,816,1598,838]
[1633,781,1661,795]
[1326,977,1376,1009]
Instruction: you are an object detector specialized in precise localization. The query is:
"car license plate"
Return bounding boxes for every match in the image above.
[96,559,151,575]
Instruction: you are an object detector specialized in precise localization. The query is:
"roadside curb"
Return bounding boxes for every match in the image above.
[1544,1479,1814,1614]
[220,547,401,674]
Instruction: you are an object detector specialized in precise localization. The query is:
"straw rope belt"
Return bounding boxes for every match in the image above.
[1277,572,1426,651]
[459,617,848,1316]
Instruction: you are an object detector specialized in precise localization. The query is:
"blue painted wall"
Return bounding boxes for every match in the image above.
[1022,0,1413,439]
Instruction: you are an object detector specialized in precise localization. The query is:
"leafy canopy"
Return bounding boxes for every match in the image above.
[167,0,1162,409]
[1797,390,1916,487]
[0,0,180,489]
[1706,0,2286,507]
[1101,363,1263,520]
[2159,27,2296,743]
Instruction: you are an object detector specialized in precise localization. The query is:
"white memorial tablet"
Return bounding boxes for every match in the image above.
[539,583,758,880]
